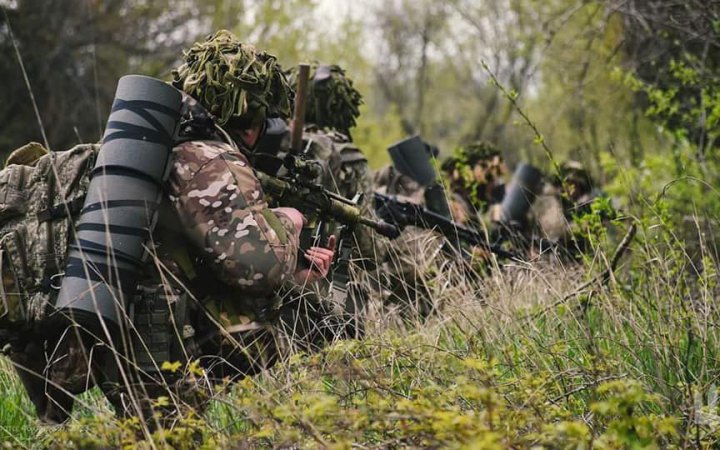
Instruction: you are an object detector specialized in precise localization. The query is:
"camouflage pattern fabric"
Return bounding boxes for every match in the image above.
[274,126,384,350]
[11,327,107,424]
[302,126,379,264]
[0,142,97,326]
[382,222,446,318]
[167,139,300,297]
[148,137,304,388]
[373,166,443,318]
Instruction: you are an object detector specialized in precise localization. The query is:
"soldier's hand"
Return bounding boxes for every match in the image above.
[294,235,336,284]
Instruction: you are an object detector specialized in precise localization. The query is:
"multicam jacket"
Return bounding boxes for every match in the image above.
[166,139,300,297]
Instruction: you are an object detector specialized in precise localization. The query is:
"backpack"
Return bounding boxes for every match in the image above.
[0,142,97,332]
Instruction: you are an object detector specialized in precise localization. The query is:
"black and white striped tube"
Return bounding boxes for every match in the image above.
[55,75,182,329]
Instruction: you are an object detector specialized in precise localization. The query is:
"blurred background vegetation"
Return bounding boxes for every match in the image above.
[0,0,715,176]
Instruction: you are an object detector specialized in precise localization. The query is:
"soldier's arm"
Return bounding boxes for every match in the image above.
[168,141,301,295]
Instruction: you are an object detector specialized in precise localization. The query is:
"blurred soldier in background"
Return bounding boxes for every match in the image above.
[373,139,448,319]
[552,160,599,217]
[440,141,508,228]
[539,160,608,258]
[279,63,384,350]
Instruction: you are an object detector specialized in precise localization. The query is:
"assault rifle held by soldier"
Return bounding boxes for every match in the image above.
[258,162,399,240]
[373,192,521,261]
[254,64,399,243]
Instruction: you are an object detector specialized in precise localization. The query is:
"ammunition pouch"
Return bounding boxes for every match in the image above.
[129,284,193,377]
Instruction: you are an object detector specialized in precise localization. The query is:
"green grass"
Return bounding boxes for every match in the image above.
[0,359,40,447]
[2,216,720,448]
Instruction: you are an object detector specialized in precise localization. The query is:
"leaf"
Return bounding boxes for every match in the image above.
[161,361,182,373]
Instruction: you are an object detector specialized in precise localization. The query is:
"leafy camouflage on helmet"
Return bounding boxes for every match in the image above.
[167,140,300,295]
[172,30,293,128]
[441,141,507,213]
[287,63,363,134]
[441,141,501,172]
[553,160,593,195]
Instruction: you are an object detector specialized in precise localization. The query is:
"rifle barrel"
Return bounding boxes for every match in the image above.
[374,192,522,260]
[258,173,400,239]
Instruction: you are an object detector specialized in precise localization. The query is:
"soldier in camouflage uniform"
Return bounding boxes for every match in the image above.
[373,164,448,318]
[440,141,508,228]
[160,31,336,380]
[18,31,337,423]
[275,63,382,351]
[373,141,509,318]
[539,160,605,258]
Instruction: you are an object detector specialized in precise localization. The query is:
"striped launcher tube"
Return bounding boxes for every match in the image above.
[54,75,182,336]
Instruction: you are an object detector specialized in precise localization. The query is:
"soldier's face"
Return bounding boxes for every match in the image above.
[472,163,488,184]
[237,123,265,148]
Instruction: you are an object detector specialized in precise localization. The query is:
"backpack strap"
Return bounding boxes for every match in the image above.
[36,197,86,223]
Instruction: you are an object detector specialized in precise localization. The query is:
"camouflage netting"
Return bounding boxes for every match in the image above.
[441,141,508,212]
[553,160,593,192]
[287,63,363,134]
[172,30,293,128]
[441,141,501,172]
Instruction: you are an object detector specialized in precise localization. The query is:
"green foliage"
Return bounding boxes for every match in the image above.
[0,0,210,154]
[0,360,39,447]
[352,104,406,169]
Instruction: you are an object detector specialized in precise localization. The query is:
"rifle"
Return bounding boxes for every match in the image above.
[259,166,399,240]
[373,192,521,261]
[258,63,399,243]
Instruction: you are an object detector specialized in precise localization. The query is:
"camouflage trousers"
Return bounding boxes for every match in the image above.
[383,227,447,319]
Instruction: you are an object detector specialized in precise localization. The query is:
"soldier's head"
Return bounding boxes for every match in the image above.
[553,160,594,203]
[172,30,293,148]
[287,63,363,136]
[441,141,507,208]
[374,165,424,203]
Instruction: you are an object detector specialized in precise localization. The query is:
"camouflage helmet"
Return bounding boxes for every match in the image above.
[172,30,293,128]
[458,141,502,165]
[441,141,507,211]
[554,160,593,195]
[441,141,507,185]
[287,63,363,134]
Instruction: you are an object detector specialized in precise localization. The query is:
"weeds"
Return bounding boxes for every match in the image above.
[0,205,711,448]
